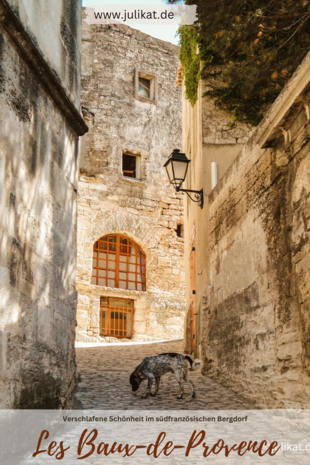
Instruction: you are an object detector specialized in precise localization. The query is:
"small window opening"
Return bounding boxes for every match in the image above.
[135,69,157,104]
[123,154,136,178]
[176,224,184,238]
[138,77,151,98]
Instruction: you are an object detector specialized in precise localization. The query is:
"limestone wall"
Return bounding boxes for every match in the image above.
[77,20,185,341]
[0,1,85,408]
[202,54,310,408]
[182,74,253,357]
[5,0,82,105]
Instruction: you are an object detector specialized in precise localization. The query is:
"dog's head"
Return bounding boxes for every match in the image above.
[129,371,141,392]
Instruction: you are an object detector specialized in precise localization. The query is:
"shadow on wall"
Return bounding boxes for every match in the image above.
[0,81,79,409]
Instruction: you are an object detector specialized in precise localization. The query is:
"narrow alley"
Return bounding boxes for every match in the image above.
[75,340,255,410]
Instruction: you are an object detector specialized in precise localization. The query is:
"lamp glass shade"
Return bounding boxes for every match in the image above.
[164,149,191,189]
[172,160,188,185]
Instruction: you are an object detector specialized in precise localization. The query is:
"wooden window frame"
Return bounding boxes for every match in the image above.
[91,234,146,291]
[135,68,158,104]
[100,297,134,339]
[122,152,141,179]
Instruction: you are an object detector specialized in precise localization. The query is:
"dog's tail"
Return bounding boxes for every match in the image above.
[185,356,202,371]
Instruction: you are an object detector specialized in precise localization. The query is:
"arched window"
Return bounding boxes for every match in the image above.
[91,234,146,291]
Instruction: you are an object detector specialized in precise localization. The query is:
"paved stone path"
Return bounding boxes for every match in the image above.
[75,340,255,410]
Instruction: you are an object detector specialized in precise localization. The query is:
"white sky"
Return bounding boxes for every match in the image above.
[82,0,180,45]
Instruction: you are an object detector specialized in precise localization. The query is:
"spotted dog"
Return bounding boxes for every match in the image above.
[129,353,202,399]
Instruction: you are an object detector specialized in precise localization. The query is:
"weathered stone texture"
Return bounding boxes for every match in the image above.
[0,1,84,408]
[77,20,185,341]
[202,73,310,408]
[5,0,82,106]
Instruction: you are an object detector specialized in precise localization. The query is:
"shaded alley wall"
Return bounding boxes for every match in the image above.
[203,54,310,408]
[0,0,87,408]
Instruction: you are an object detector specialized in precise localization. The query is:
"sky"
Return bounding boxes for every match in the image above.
[82,0,180,45]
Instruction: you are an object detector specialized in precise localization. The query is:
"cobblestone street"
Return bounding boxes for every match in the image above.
[75,340,255,410]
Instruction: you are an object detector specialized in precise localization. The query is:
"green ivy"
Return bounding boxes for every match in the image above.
[179,26,201,106]
[175,0,310,126]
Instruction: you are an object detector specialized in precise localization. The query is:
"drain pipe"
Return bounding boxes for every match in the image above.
[211,162,218,189]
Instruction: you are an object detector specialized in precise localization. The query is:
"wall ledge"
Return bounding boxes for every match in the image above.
[0,0,88,136]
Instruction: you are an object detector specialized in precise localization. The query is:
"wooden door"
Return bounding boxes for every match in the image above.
[190,242,196,353]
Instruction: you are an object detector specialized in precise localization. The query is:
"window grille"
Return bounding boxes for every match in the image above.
[100,297,134,338]
[91,234,146,291]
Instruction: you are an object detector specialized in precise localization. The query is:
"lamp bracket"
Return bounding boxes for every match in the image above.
[176,188,204,209]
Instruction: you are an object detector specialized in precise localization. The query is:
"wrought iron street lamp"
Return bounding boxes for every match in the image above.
[164,149,203,208]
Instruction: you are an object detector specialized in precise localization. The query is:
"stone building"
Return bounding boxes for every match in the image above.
[76,19,186,342]
[0,0,87,408]
[180,68,253,357]
[182,52,310,408]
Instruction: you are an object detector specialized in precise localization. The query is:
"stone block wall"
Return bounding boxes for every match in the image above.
[77,20,186,341]
[202,56,310,408]
[0,0,86,408]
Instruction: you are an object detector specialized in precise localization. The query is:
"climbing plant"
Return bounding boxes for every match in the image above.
[171,0,310,125]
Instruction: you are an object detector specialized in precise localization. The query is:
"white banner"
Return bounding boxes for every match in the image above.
[84,5,197,25]
[1,410,310,464]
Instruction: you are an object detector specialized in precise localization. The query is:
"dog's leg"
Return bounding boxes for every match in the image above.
[155,376,161,394]
[141,374,154,399]
[150,376,161,397]
[184,375,196,398]
[182,367,195,398]
[174,369,184,399]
